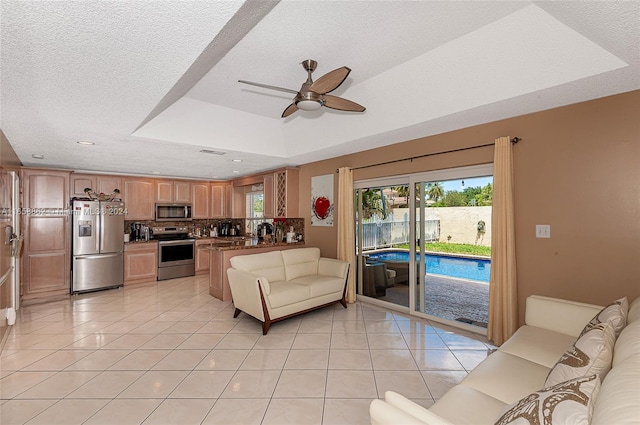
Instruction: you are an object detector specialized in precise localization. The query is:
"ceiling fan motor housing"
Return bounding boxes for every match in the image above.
[296,90,324,110]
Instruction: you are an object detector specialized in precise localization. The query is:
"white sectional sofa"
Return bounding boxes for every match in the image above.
[370,295,640,425]
[226,247,350,334]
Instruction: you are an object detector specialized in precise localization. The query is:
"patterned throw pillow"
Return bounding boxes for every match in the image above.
[495,374,600,425]
[580,297,628,336]
[545,321,615,388]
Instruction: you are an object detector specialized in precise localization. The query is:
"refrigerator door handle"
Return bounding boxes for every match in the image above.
[97,207,103,253]
[75,253,122,260]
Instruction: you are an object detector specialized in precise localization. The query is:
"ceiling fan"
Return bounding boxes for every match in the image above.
[238,59,366,118]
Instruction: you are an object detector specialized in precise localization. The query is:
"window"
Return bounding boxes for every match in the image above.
[245,191,265,236]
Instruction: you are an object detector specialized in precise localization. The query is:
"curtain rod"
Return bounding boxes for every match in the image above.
[338,137,521,172]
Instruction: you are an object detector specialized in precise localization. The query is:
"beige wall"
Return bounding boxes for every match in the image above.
[298,90,640,325]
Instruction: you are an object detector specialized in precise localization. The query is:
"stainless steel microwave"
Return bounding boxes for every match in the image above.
[155,203,192,222]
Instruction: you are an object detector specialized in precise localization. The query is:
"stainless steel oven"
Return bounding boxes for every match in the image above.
[153,227,195,280]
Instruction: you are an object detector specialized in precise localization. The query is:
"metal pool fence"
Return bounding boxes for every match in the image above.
[360,218,440,250]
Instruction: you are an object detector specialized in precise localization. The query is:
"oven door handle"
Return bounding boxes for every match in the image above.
[159,239,195,246]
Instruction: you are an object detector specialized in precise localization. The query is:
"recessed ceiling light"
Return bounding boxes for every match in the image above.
[76,141,95,145]
[232,170,240,174]
[231,159,243,163]
[32,154,44,159]
[152,171,161,174]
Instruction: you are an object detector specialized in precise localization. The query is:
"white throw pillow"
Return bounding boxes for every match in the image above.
[545,321,615,388]
[580,297,628,336]
[495,374,600,425]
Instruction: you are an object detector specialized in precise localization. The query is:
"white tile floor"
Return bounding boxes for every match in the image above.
[0,275,494,424]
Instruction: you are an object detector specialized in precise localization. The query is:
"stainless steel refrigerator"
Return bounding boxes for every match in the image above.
[71,199,125,293]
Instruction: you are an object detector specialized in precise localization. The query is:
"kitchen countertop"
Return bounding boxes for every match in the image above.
[124,239,158,245]
[202,238,305,251]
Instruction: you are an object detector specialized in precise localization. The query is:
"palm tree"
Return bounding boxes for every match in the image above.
[358,188,386,219]
[426,182,444,202]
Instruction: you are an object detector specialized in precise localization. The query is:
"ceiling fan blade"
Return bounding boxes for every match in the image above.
[238,80,299,95]
[323,95,366,112]
[282,103,298,118]
[309,66,351,94]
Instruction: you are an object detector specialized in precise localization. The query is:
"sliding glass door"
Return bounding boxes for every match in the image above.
[356,164,493,331]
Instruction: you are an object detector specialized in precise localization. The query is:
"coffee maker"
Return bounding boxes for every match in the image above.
[130,222,149,241]
[130,222,141,241]
[257,222,273,239]
[219,221,232,237]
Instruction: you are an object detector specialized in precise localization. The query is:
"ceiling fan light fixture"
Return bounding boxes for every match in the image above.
[296,99,322,111]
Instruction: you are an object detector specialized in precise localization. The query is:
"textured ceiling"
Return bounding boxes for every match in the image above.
[1,1,639,180]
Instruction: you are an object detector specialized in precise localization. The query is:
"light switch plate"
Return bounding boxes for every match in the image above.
[536,224,551,238]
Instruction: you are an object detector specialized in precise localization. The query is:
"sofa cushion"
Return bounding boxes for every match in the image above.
[266,281,311,309]
[499,325,576,368]
[626,296,640,324]
[545,321,615,388]
[229,251,286,283]
[525,296,603,338]
[461,351,551,404]
[289,275,346,298]
[281,247,320,280]
[383,391,455,425]
[429,385,507,425]
[495,374,600,425]
[612,319,640,366]
[580,297,628,336]
[591,356,640,425]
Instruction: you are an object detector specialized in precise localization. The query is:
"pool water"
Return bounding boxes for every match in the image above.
[367,251,490,282]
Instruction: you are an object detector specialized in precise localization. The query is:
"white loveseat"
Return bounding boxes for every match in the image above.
[370,295,640,425]
[226,247,350,334]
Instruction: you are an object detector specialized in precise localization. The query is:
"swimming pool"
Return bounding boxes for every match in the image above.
[367,250,490,282]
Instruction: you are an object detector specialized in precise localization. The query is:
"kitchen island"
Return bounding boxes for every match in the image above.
[204,238,305,301]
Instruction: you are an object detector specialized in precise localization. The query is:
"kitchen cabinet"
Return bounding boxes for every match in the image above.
[155,180,191,203]
[71,174,122,199]
[192,182,209,219]
[263,174,274,219]
[210,182,230,219]
[97,176,122,198]
[155,180,173,203]
[123,177,154,220]
[263,168,299,218]
[70,174,96,197]
[195,239,211,274]
[124,242,158,284]
[21,169,70,300]
[175,181,191,202]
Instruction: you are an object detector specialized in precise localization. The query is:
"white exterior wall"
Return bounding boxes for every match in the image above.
[392,206,492,246]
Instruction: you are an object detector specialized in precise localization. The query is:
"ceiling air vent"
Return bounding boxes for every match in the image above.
[199,149,226,155]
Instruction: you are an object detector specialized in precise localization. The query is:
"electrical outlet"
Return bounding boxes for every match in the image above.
[536,224,551,238]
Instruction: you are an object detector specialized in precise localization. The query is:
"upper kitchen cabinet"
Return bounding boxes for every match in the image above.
[24,169,70,210]
[155,180,191,203]
[264,168,299,218]
[210,182,231,219]
[97,176,122,198]
[175,181,191,203]
[191,181,209,219]
[70,174,96,198]
[70,174,122,199]
[123,177,154,220]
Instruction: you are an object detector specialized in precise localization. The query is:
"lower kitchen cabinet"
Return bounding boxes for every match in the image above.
[124,241,158,284]
[23,251,69,300]
[195,239,211,275]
